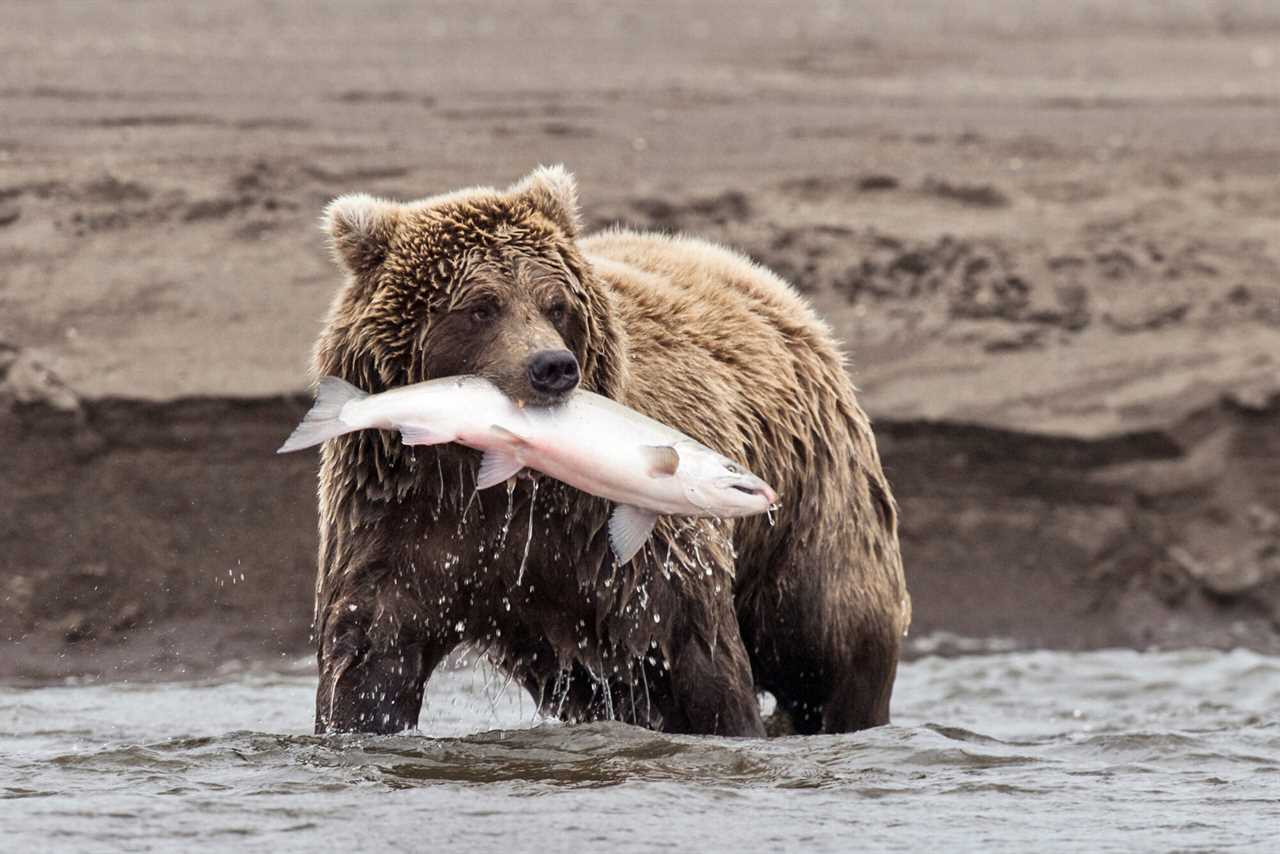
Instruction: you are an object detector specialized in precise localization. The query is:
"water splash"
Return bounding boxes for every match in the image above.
[496,479,517,551]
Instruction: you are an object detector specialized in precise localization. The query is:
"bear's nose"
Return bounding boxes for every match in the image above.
[527,349,580,396]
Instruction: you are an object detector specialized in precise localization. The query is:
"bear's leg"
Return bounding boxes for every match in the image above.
[822,644,898,733]
[739,603,827,735]
[313,590,453,734]
[660,591,766,738]
[740,559,901,735]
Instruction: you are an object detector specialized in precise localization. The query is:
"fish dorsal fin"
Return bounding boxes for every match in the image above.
[608,505,659,566]
[476,451,523,490]
[640,445,679,478]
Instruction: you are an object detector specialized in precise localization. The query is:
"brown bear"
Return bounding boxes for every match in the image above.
[308,165,909,737]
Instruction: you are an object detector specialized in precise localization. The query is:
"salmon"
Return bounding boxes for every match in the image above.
[278,376,779,564]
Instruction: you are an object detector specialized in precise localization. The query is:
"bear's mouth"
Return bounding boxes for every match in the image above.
[519,391,574,409]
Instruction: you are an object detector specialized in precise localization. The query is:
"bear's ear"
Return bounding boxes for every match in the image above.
[508,164,581,237]
[322,193,400,275]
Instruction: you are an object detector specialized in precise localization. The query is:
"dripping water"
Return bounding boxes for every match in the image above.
[495,478,517,552]
[516,477,538,586]
[435,451,445,518]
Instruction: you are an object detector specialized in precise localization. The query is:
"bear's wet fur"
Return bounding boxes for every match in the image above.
[310,166,909,736]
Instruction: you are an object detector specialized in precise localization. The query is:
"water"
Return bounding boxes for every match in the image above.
[3,649,1278,853]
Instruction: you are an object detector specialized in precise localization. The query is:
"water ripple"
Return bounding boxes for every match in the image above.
[2,650,1278,853]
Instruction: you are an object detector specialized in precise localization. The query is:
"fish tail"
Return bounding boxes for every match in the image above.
[276,376,369,453]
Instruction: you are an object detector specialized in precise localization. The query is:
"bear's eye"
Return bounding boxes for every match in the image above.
[547,301,568,323]
[470,302,497,323]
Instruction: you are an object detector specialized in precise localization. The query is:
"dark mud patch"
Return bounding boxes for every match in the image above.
[595,190,753,232]
[81,175,152,204]
[1,86,110,102]
[235,118,314,131]
[921,177,1010,208]
[75,114,223,128]
[0,181,77,203]
[300,164,412,184]
[20,165,322,234]
[182,197,253,222]
[331,90,436,107]
[1103,301,1190,333]
[780,174,901,197]
[0,87,196,103]
[541,121,594,138]
[233,219,284,241]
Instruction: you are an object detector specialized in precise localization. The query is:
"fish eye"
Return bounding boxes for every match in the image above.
[725,463,740,474]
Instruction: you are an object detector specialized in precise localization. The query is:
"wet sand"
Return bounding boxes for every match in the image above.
[2,1,1279,678]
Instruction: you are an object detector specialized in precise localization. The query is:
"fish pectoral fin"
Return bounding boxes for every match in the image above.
[608,505,659,566]
[476,450,524,490]
[640,445,679,478]
[398,423,444,446]
[490,424,532,450]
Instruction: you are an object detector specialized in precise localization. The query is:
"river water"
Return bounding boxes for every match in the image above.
[2,648,1277,853]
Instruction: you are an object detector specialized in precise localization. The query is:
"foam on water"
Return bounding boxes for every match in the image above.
[2,649,1278,853]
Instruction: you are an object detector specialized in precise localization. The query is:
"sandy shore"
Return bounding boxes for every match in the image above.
[3,1,1279,680]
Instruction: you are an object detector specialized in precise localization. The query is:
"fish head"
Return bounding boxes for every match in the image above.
[674,442,779,517]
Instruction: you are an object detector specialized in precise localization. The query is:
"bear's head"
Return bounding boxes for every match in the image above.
[315,165,625,406]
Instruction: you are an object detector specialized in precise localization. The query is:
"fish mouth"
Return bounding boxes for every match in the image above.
[732,482,780,505]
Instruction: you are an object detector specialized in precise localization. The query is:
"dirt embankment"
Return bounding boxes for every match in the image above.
[6,170,1280,680]
[4,329,1279,682]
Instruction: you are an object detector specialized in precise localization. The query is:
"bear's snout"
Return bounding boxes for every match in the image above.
[527,349,580,397]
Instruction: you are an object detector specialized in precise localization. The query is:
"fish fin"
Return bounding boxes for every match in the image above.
[640,445,680,478]
[609,505,659,566]
[277,376,369,453]
[490,423,532,450]
[397,423,445,447]
[476,450,524,490]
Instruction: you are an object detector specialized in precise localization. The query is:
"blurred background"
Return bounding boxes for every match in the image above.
[2,0,1279,681]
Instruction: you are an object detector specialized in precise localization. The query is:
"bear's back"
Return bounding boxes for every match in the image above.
[581,229,838,359]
